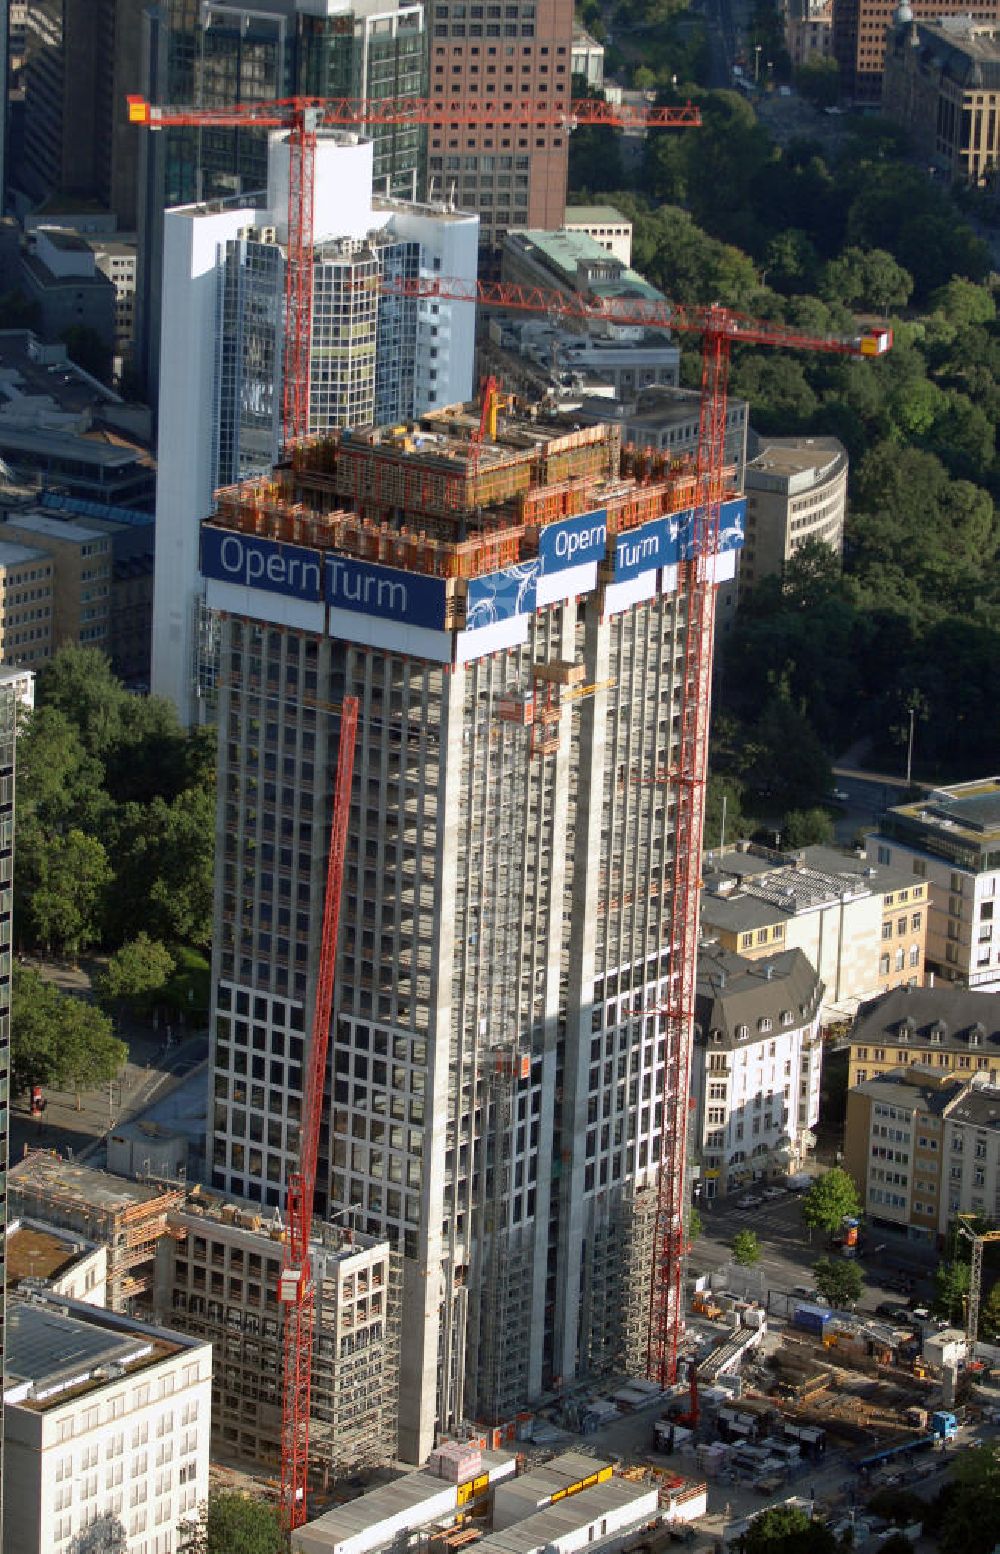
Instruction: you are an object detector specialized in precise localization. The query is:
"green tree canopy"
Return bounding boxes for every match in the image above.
[742,1503,838,1554]
[179,1491,284,1554]
[801,1167,861,1233]
[812,1255,863,1310]
[937,1441,1000,1554]
[732,1229,761,1265]
[12,966,127,1105]
[96,935,175,1012]
[782,807,835,847]
[21,828,111,959]
[933,1259,971,1325]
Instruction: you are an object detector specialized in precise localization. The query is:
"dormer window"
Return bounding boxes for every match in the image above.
[758,1017,773,1033]
[931,1028,942,1045]
[931,1020,947,1042]
[735,1024,749,1041]
[971,1026,983,1048]
[780,1010,794,1027]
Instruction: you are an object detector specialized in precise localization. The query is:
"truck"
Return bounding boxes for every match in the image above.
[931,1411,958,1440]
[692,1292,725,1321]
[792,1302,832,1337]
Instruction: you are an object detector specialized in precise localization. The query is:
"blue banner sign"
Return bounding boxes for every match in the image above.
[676,498,746,560]
[613,515,680,582]
[466,560,540,629]
[201,526,323,601]
[537,508,608,573]
[325,554,447,630]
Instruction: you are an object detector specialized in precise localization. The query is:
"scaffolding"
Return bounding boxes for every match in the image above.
[9,1152,185,1314]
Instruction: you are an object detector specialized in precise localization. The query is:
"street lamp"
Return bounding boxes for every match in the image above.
[906,704,916,787]
[754,43,762,82]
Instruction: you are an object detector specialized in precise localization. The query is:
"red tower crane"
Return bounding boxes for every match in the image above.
[277,694,358,1526]
[128,91,699,444]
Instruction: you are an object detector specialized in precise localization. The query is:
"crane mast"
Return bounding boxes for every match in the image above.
[278,695,358,1529]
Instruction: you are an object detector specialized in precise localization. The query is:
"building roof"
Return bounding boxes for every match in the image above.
[5,512,109,544]
[701,845,911,929]
[480,1480,655,1554]
[850,984,1000,1050]
[10,1152,174,1213]
[696,944,823,1045]
[6,1222,92,1286]
[505,228,663,303]
[886,778,1000,846]
[0,540,49,568]
[912,17,1000,89]
[4,1297,184,1408]
[563,206,630,226]
[295,1468,459,1551]
[745,436,846,489]
[849,1064,962,1113]
[0,329,119,416]
[945,1082,1000,1128]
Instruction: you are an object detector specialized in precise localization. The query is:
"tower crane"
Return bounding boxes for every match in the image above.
[128,90,699,445]
[132,89,893,1520]
[957,1215,1000,1348]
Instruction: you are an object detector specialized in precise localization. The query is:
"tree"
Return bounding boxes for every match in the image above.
[179,1491,285,1554]
[24,827,111,958]
[938,1441,1000,1554]
[812,1255,863,1310]
[933,1259,970,1325]
[979,1280,1000,1342]
[688,1204,703,1243]
[794,58,839,109]
[68,1516,128,1554]
[732,1229,761,1265]
[742,1503,837,1554]
[929,277,996,328]
[12,966,127,1105]
[782,807,834,847]
[800,1167,861,1234]
[96,935,175,1012]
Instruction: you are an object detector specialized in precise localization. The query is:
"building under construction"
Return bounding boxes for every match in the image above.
[8,1152,185,1314]
[200,397,745,1461]
[153,1188,400,1477]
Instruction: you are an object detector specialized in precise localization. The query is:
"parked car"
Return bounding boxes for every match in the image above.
[793,1284,818,1300]
[762,1186,787,1200]
[875,1301,902,1319]
[828,787,849,803]
[736,1194,763,1209]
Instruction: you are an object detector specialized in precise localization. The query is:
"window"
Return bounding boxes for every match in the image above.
[911,912,922,931]
[882,922,893,940]
[880,953,890,976]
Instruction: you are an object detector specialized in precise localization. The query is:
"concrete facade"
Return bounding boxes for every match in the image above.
[563,206,629,264]
[202,412,743,1460]
[868,778,1000,989]
[741,435,847,601]
[2,1292,211,1554]
[3,512,111,653]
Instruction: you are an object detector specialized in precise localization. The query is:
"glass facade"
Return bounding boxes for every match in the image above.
[217,236,284,488]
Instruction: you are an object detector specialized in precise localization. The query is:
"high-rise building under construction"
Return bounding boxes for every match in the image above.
[201,404,745,1462]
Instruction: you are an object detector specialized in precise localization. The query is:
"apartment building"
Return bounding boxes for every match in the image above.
[200,407,744,1460]
[2,1291,211,1554]
[6,1218,108,1306]
[3,513,111,653]
[153,129,477,725]
[846,983,1000,1089]
[740,435,848,602]
[0,666,32,1531]
[427,0,573,251]
[845,1063,1000,1240]
[153,1193,400,1475]
[700,845,927,1022]
[868,778,1000,989]
[692,944,823,1198]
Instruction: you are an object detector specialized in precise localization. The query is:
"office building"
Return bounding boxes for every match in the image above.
[0,540,53,666]
[137,0,427,398]
[0,665,32,1532]
[19,228,116,354]
[699,844,928,1022]
[154,1191,400,1475]
[846,982,1000,1088]
[883,15,1000,185]
[845,1062,1000,1240]
[741,434,848,602]
[692,943,823,1198]
[3,512,111,654]
[19,0,145,222]
[832,0,999,104]
[152,130,477,725]
[786,0,834,65]
[2,1290,211,1554]
[200,404,744,1458]
[427,0,573,250]
[868,778,1000,989]
[562,205,630,264]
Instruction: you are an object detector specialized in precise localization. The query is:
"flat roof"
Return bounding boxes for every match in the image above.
[746,436,845,480]
[563,206,630,226]
[295,1468,455,1550]
[0,425,141,468]
[507,229,662,303]
[481,1480,656,1554]
[0,540,49,567]
[10,1152,174,1213]
[6,1223,90,1286]
[888,779,1000,844]
[6,512,109,543]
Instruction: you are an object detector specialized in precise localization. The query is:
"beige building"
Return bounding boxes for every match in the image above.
[883,15,1000,186]
[787,3,834,64]
[740,435,847,601]
[3,512,111,653]
[0,540,53,667]
[700,845,926,1022]
[846,983,1000,1089]
[845,1062,1000,1242]
[868,778,1000,989]
[562,205,631,266]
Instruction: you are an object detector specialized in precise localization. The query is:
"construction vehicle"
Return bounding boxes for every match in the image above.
[692,1292,725,1321]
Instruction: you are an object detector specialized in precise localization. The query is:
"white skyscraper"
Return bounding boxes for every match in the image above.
[153,131,478,724]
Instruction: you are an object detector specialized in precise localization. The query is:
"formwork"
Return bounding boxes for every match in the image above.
[9,1151,185,1313]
